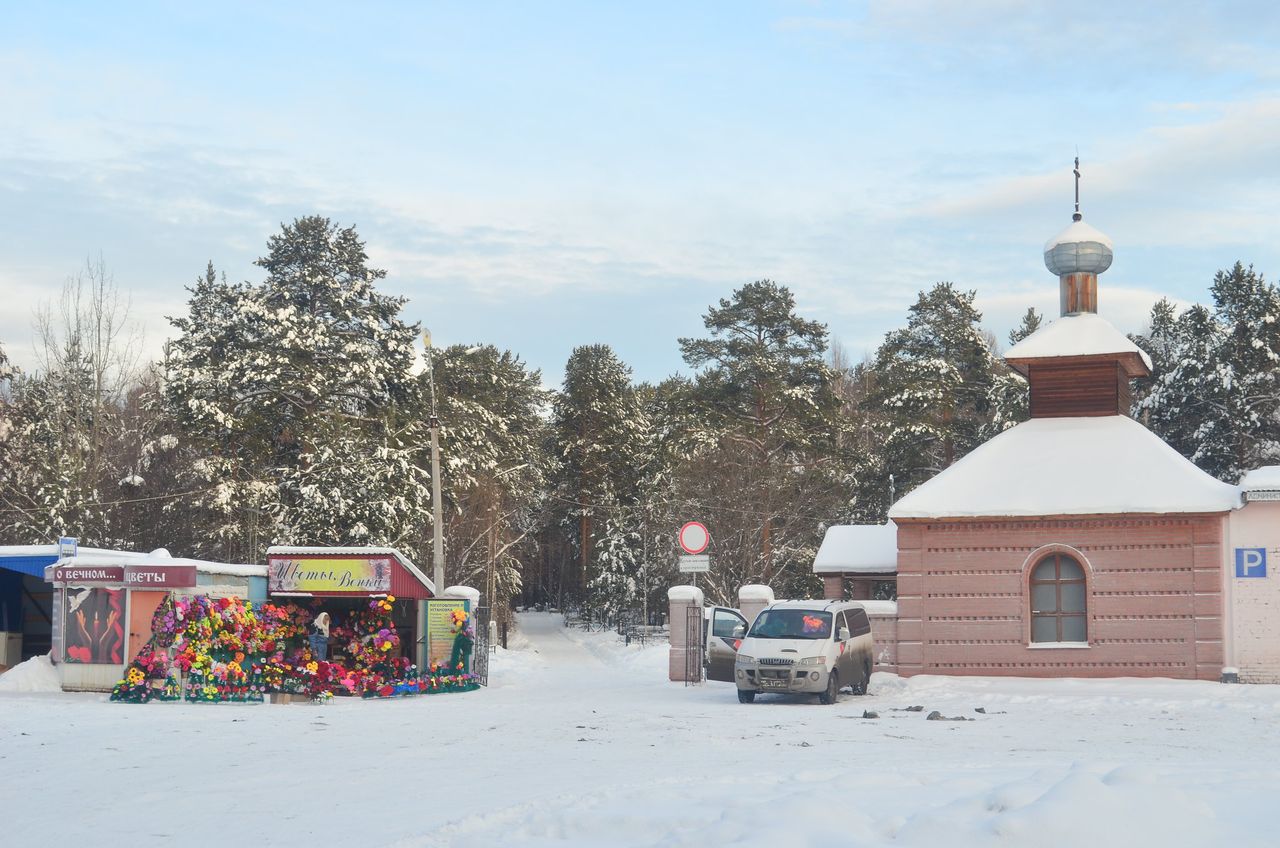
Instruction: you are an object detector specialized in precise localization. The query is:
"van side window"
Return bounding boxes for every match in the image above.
[834,611,849,639]
[712,608,747,638]
[849,609,871,637]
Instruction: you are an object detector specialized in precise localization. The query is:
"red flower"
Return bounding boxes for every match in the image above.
[66,646,91,663]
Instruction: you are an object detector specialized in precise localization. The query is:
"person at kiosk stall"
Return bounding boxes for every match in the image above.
[309,612,331,660]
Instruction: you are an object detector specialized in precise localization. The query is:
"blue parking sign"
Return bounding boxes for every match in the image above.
[1235,548,1267,578]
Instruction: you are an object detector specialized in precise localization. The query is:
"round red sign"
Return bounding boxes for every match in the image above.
[678,521,709,555]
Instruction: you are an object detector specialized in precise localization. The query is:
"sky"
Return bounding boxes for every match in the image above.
[3,1,1280,385]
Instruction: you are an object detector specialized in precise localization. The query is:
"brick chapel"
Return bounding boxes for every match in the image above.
[817,198,1258,681]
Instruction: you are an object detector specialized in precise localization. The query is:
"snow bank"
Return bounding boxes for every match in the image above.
[0,654,61,693]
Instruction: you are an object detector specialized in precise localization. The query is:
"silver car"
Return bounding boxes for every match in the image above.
[731,600,874,704]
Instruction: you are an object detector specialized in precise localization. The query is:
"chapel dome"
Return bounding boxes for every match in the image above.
[1044,218,1113,277]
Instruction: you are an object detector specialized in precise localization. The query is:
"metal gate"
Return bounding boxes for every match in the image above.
[685,604,704,686]
[472,605,490,686]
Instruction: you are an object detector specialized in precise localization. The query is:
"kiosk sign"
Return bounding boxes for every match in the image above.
[268,557,393,593]
[124,565,197,588]
[48,565,124,584]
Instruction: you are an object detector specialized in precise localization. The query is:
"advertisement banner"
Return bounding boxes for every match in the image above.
[63,587,125,664]
[425,598,469,669]
[268,557,393,594]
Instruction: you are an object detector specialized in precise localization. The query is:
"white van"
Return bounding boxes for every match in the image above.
[732,600,874,704]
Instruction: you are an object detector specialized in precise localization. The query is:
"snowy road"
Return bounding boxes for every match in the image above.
[3,612,1280,847]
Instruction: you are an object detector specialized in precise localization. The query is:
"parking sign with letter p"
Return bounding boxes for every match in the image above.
[1236,548,1267,578]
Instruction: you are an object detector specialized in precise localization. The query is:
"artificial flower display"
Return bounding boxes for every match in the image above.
[111,593,478,704]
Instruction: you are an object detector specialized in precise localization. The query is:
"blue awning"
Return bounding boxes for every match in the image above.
[0,555,57,579]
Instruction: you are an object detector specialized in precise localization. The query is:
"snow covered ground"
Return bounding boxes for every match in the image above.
[3,611,1279,847]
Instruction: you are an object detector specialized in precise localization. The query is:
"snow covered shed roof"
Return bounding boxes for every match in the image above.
[888,415,1241,520]
[1240,466,1280,501]
[813,523,898,574]
[56,550,265,577]
[0,545,147,578]
[1004,312,1152,376]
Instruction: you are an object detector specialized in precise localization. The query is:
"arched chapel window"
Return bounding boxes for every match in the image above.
[1030,553,1087,643]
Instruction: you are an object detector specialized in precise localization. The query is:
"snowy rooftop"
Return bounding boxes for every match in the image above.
[1004,312,1153,374]
[0,545,145,562]
[813,523,898,574]
[889,415,1240,519]
[1240,465,1280,495]
[55,549,265,577]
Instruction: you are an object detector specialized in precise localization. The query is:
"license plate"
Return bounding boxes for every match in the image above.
[762,680,786,689]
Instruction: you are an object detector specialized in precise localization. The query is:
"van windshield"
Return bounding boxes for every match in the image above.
[748,609,832,639]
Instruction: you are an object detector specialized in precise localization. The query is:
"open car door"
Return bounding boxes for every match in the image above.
[705,606,748,682]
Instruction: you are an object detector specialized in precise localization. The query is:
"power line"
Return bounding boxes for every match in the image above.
[0,485,219,518]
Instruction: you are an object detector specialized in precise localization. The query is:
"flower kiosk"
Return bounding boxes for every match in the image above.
[43,549,265,692]
[103,546,480,704]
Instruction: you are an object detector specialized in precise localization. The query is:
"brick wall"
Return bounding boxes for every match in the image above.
[1227,501,1280,683]
[895,515,1227,680]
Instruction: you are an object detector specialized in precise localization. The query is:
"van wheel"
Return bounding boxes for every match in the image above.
[853,660,871,696]
[818,670,839,705]
[738,689,756,704]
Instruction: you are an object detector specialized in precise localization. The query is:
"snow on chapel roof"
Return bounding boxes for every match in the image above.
[1044,218,1114,252]
[888,415,1240,519]
[1004,312,1153,374]
[813,523,898,574]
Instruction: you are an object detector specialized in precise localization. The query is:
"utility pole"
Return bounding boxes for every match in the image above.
[424,330,445,595]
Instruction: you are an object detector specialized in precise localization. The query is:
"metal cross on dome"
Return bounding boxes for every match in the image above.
[1073,156,1082,221]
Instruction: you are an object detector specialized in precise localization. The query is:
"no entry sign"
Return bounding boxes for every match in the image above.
[678,521,709,555]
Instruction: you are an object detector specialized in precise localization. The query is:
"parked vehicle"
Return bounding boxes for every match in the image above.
[732,600,874,704]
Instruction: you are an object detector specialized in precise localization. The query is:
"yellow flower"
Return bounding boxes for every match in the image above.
[386,595,396,603]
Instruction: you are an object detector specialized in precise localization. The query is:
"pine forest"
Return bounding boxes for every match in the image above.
[2,217,1278,625]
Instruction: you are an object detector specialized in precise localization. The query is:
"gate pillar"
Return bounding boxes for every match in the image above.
[667,585,704,682]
